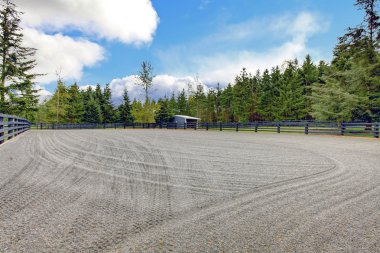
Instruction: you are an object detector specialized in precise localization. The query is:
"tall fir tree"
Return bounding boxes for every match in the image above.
[102,84,115,123]
[66,83,83,123]
[118,88,134,123]
[177,89,187,115]
[0,0,39,114]
[220,84,234,122]
[155,98,173,123]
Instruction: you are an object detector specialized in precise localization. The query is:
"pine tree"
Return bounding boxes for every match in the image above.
[177,89,187,115]
[0,0,39,114]
[311,75,360,122]
[206,89,217,122]
[313,0,380,122]
[66,83,83,123]
[102,84,115,123]
[276,60,305,120]
[300,55,318,119]
[83,96,102,123]
[118,88,134,123]
[220,84,234,122]
[155,98,172,123]
[168,92,178,115]
[193,84,206,119]
[82,86,102,123]
[258,69,274,120]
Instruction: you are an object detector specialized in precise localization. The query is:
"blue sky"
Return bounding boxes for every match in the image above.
[16,0,363,102]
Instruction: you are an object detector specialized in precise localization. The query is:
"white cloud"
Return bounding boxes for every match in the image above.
[110,75,208,104]
[159,12,328,86]
[35,85,52,103]
[23,28,105,84]
[79,85,97,91]
[16,0,159,45]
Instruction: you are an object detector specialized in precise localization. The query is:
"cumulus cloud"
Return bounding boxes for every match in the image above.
[15,0,159,45]
[110,75,208,104]
[23,28,105,84]
[35,85,52,103]
[14,0,159,88]
[79,85,97,91]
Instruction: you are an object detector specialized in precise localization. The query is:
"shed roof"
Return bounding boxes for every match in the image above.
[174,115,201,120]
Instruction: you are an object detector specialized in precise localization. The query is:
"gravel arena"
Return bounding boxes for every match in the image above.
[0,129,379,252]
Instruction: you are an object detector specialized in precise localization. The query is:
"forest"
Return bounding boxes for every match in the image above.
[0,0,379,124]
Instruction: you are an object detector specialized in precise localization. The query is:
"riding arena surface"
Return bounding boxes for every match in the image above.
[0,129,379,252]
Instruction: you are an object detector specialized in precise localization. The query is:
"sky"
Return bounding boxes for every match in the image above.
[14,0,364,103]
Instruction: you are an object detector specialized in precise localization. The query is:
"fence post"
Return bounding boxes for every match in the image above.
[277,122,280,133]
[236,123,239,132]
[0,115,4,144]
[220,122,222,131]
[255,123,258,133]
[374,122,379,138]
[340,123,345,136]
[305,123,309,135]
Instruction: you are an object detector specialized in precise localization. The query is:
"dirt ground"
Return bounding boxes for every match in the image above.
[0,130,379,252]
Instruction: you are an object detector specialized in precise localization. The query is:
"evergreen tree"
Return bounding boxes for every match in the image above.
[276,60,305,120]
[193,84,206,119]
[102,84,115,123]
[11,79,39,120]
[82,86,101,123]
[232,68,250,122]
[206,89,217,122]
[220,84,234,122]
[155,98,173,123]
[312,0,380,122]
[215,83,222,121]
[258,69,274,120]
[0,0,39,114]
[311,73,360,122]
[300,55,318,119]
[177,89,187,115]
[118,88,134,123]
[168,92,178,115]
[66,83,83,123]
[83,96,102,123]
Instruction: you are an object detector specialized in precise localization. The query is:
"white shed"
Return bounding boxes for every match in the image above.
[173,115,200,125]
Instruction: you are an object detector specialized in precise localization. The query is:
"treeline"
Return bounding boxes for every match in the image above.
[37,46,378,124]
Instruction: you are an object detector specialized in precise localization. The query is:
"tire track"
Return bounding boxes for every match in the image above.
[1,130,379,252]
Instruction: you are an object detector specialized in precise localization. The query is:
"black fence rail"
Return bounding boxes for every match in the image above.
[0,114,31,144]
[33,121,380,138]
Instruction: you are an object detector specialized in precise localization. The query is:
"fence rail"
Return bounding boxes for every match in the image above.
[0,114,31,144]
[33,121,380,138]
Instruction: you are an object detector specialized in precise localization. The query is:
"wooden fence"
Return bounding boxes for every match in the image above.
[0,114,31,144]
[33,121,379,138]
